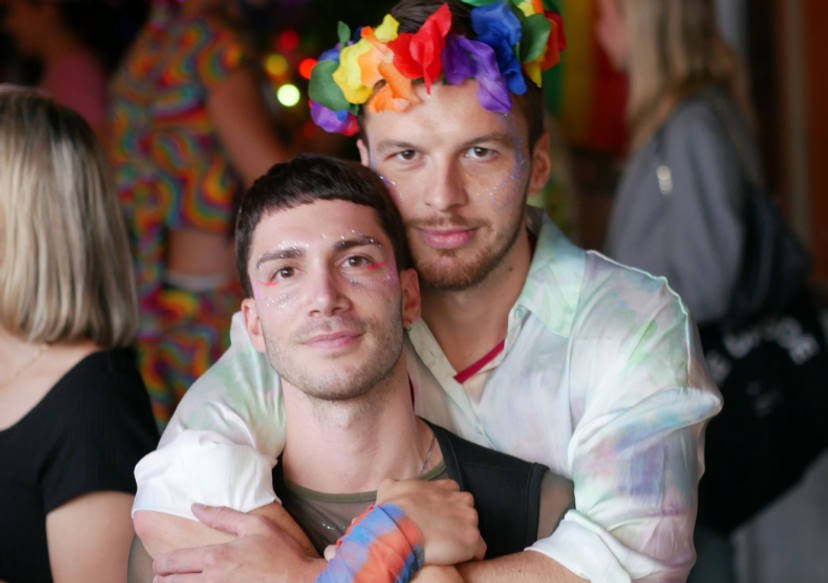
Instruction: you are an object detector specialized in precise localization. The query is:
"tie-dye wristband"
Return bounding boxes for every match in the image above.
[314,503,425,583]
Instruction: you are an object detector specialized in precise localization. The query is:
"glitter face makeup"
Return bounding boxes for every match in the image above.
[360,81,539,291]
[242,199,417,404]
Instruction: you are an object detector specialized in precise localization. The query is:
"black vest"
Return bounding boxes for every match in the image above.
[274,421,547,559]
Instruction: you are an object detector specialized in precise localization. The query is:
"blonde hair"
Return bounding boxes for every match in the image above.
[0,89,137,347]
[618,0,754,150]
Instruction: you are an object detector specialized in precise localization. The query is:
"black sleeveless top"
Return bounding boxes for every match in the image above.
[274,420,548,559]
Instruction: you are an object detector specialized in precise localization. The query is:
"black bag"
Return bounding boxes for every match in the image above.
[697,295,828,533]
[655,95,828,533]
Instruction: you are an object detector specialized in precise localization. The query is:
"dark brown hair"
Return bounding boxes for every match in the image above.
[235,155,412,298]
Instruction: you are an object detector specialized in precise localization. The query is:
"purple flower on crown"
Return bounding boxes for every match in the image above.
[471,1,526,96]
[442,34,511,113]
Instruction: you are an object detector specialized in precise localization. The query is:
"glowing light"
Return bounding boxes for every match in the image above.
[265,54,288,77]
[278,30,300,51]
[277,84,301,107]
[299,58,317,80]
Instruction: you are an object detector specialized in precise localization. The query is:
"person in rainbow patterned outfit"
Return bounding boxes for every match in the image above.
[109,0,287,426]
[136,1,723,582]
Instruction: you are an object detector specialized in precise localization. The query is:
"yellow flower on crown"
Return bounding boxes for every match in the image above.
[333,39,374,104]
[332,14,413,109]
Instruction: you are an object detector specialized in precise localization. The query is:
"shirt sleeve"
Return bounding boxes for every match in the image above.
[40,357,159,514]
[132,313,285,520]
[527,258,722,582]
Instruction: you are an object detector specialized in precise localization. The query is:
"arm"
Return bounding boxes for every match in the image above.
[47,492,136,583]
[208,66,290,186]
[153,480,486,583]
[134,502,316,558]
[526,269,722,582]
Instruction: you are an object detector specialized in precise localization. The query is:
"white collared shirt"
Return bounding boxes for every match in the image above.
[134,208,722,583]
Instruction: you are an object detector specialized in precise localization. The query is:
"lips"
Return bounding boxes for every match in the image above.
[301,330,363,351]
[416,227,478,250]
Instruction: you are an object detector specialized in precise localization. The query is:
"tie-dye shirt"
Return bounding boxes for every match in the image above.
[134,209,722,583]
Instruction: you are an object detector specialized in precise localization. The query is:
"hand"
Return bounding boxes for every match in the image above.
[376,479,486,565]
[412,566,465,583]
[152,504,325,583]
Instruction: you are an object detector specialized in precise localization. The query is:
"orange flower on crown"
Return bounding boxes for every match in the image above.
[358,15,421,113]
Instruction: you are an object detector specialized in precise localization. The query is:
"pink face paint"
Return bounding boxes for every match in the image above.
[257,280,280,287]
[365,260,388,271]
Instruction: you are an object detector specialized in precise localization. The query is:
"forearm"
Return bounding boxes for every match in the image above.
[456,552,587,583]
[135,502,316,559]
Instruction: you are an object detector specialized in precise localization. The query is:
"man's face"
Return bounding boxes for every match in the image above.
[358,80,550,291]
[242,200,420,402]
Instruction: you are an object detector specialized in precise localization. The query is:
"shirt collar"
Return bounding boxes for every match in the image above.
[516,207,586,339]
[409,207,586,351]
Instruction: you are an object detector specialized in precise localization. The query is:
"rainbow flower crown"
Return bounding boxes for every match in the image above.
[308,0,566,135]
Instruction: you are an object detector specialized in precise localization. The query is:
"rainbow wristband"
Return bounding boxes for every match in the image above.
[314,503,425,583]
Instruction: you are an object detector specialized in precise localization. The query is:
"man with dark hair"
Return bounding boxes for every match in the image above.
[131,155,573,581]
[138,1,721,582]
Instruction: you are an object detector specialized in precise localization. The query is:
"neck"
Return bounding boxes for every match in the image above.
[0,328,47,382]
[281,357,432,494]
[420,224,532,373]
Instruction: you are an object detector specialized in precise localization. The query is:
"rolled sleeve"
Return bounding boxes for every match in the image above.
[133,313,284,520]
[540,257,723,582]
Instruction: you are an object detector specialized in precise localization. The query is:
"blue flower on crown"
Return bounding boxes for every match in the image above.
[471,1,527,96]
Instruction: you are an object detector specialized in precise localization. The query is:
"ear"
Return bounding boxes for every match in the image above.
[357,138,370,167]
[241,297,267,353]
[399,268,421,329]
[527,130,552,198]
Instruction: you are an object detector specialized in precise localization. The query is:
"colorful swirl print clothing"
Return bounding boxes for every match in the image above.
[134,208,723,583]
[109,4,249,427]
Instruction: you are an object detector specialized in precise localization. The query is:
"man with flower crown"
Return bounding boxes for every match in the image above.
[134,1,722,582]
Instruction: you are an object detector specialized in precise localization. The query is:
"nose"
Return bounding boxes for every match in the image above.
[306,266,350,317]
[423,158,468,213]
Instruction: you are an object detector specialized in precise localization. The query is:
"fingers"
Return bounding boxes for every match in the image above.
[153,547,210,576]
[191,503,267,537]
[473,536,487,561]
[154,574,201,583]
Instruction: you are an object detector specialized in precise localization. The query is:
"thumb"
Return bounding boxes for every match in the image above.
[191,503,249,536]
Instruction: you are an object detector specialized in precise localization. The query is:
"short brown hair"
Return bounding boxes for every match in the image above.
[236,154,412,298]
[0,89,137,347]
[358,0,546,148]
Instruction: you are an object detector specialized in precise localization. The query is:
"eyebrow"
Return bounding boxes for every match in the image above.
[334,236,383,253]
[374,132,515,155]
[256,247,304,270]
[254,236,382,270]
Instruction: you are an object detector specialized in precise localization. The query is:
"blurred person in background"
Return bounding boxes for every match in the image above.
[0,89,158,583]
[599,0,755,326]
[596,1,763,581]
[1,0,127,136]
[110,0,289,426]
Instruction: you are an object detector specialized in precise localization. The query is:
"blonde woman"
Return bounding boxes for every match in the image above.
[0,90,158,583]
[599,0,757,326]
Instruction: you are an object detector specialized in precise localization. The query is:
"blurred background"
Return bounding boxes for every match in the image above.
[0,0,825,581]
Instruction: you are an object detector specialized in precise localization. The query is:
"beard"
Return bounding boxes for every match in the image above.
[408,208,525,292]
[262,304,405,404]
